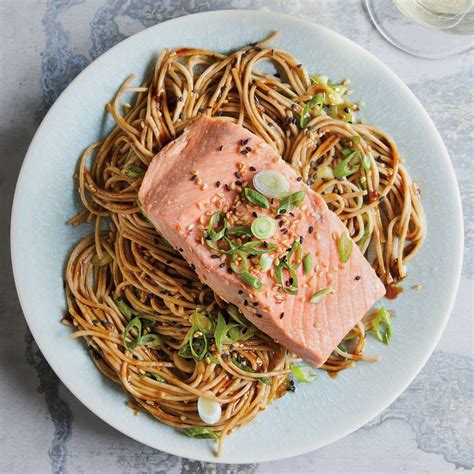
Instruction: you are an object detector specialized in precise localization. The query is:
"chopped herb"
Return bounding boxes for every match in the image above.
[291,362,318,382]
[182,427,218,440]
[275,262,298,295]
[123,317,142,350]
[113,294,134,319]
[208,211,227,242]
[334,151,360,178]
[300,93,324,128]
[251,216,277,240]
[310,287,332,304]
[244,187,270,209]
[239,272,262,290]
[214,311,227,352]
[373,307,392,344]
[123,165,144,178]
[362,154,371,172]
[140,333,163,349]
[338,232,353,263]
[227,226,253,237]
[277,190,306,215]
[303,253,312,274]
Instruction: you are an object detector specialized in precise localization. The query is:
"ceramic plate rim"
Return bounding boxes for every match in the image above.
[10,10,463,464]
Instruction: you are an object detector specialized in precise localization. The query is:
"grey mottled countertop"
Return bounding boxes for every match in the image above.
[0,1,472,473]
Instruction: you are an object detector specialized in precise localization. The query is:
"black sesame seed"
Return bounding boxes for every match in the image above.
[235,180,243,186]
[279,220,284,228]
[216,181,221,187]
[253,302,259,307]
[256,313,263,318]
[219,263,225,268]
[238,290,243,294]
[241,138,250,146]
[289,212,295,218]
[296,63,302,68]
[227,268,233,274]
[225,184,231,191]
[263,241,269,248]
[240,149,249,155]
[281,229,288,234]
[299,236,304,244]
[355,275,361,281]
[249,166,256,172]
[235,171,241,179]
[252,211,258,218]
[344,107,350,113]
[211,254,220,259]
[243,300,248,306]
[308,226,314,234]
[179,247,184,252]
[219,145,223,151]
[296,176,302,182]
[280,209,286,214]
[246,146,252,152]
[191,174,197,181]
[280,312,285,319]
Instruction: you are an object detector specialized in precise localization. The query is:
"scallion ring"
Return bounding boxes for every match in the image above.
[253,170,290,198]
[251,216,276,240]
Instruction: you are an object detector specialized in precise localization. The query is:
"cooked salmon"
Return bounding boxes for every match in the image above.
[139,116,385,367]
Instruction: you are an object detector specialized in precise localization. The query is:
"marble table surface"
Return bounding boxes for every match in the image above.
[0,1,472,472]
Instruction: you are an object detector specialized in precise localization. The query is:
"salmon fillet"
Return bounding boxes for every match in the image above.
[139,116,385,367]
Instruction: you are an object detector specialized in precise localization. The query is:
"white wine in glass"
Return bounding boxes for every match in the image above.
[366,0,474,58]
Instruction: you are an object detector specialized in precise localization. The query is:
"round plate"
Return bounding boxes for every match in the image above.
[11,11,463,464]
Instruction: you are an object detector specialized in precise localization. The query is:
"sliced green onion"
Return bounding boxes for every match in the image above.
[277,190,306,215]
[123,165,144,178]
[303,253,312,274]
[362,154,371,172]
[259,253,273,272]
[188,327,208,361]
[253,170,290,198]
[244,187,270,209]
[214,311,227,353]
[310,287,332,304]
[230,251,249,275]
[123,317,142,350]
[334,152,360,178]
[239,272,263,290]
[225,325,256,343]
[340,135,361,147]
[227,226,252,237]
[190,310,214,335]
[92,252,113,267]
[205,236,239,255]
[239,240,277,255]
[300,93,324,128]
[341,147,354,158]
[338,232,353,263]
[275,262,298,295]
[357,226,370,246]
[113,294,133,319]
[231,358,271,385]
[208,211,227,242]
[147,372,166,383]
[373,307,392,345]
[182,427,218,440]
[226,305,248,326]
[140,333,163,349]
[208,353,220,365]
[251,216,276,239]
[316,165,334,181]
[291,362,318,383]
[287,241,302,269]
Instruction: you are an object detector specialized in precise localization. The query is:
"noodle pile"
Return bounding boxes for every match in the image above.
[64,34,425,454]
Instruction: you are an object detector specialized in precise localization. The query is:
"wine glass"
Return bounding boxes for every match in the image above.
[366,0,474,59]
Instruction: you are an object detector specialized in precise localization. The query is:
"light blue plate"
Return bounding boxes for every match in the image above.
[11,11,463,464]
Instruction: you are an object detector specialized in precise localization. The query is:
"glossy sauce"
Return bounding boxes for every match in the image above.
[385,284,404,300]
